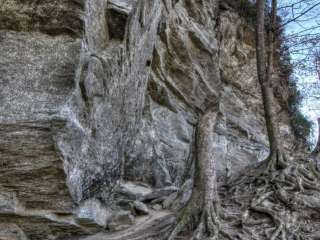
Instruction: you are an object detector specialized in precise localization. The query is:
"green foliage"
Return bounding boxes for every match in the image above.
[277,25,313,145]
[222,0,257,25]
[287,80,313,145]
[236,0,257,24]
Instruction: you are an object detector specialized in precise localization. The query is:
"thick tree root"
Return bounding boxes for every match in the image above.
[168,207,221,240]
[224,159,320,240]
[168,104,223,240]
[263,149,288,173]
[168,159,320,239]
[167,101,320,239]
[167,191,220,240]
[194,202,220,240]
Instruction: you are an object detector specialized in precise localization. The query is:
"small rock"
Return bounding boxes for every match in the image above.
[162,192,178,209]
[132,201,149,215]
[151,204,162,211]
[144,186,179,201]
[108,211,135,231]
[0,192,17,213]
[116,181,153,201]
[0,223,28,240]
[117,199,133,211]
[150,197,166,204]
[76,199,111,228]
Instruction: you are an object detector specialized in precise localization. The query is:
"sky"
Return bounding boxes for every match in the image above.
[279,0,320,144]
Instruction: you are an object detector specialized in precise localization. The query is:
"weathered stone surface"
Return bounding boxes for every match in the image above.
[54,0,165,204]
[0,0,301,239]
[83,210,175,240]
[0,0,84,37]
[0,212,103,240]
[76,199,111,227]
[132,201,149,215]
[0,28,84,239]
[115,181,153,201]
[0,223,28,240]
[108,210,135,231]
[151,204,162,211]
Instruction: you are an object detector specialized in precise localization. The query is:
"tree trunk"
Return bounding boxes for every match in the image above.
[168,103,222,240]
[256,0,286,171]
[311,118,320,157]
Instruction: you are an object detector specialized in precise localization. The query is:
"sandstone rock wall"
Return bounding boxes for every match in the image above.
[0,0,298,239]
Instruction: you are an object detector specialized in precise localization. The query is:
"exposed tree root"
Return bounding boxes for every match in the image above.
[223,158,320,240]
[168,156,320,240]
[168,190,220,240]
[166,104,320,240]
[263,149,288,173]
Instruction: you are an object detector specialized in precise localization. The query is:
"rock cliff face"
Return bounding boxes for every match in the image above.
[0,0,298,239]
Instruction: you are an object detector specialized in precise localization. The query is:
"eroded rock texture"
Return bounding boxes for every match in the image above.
[0,0,300,239]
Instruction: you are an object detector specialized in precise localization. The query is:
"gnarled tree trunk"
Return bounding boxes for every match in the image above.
[256,0,287,172]
[168,103,223,240]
